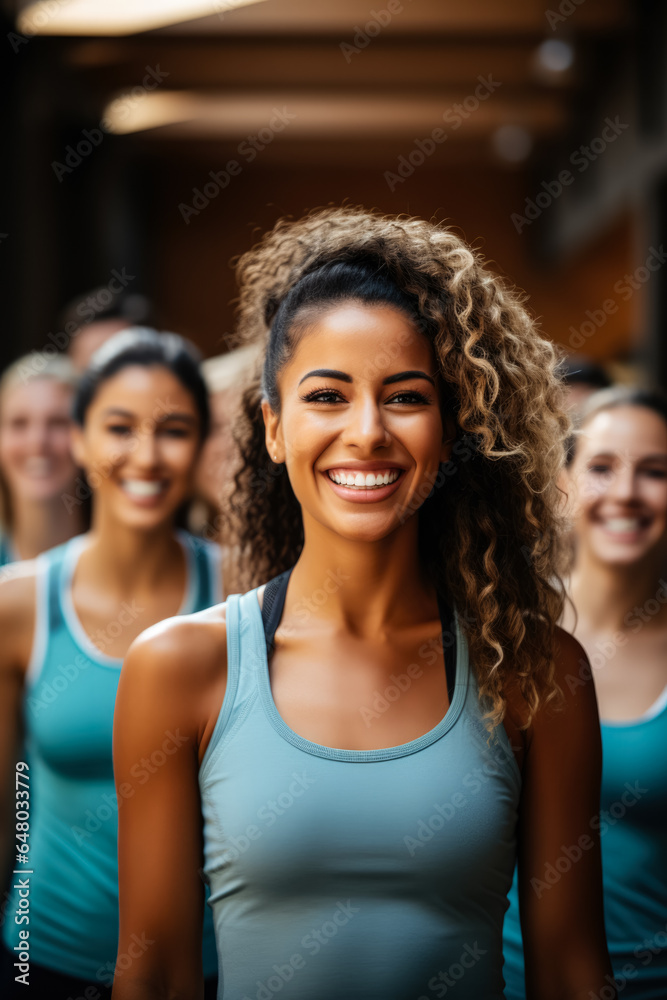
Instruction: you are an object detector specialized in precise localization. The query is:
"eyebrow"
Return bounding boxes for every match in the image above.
[102,407,198,424]
[297,368,435,387]
[588,452,667,462]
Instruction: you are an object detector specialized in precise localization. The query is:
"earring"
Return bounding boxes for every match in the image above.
[273,454,278,462]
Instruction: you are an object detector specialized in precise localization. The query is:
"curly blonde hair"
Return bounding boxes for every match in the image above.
[230,205,570,729]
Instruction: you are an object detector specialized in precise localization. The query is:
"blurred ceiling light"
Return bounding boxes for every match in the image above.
[103,91,566,138]
[536,39,574,74]
[104,92,204,134]
[492,125,533,164]
[17,0,267,36]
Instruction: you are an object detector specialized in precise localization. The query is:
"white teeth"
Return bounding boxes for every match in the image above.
[122,479,165,497]
[328,469,401,489]
[604,517,642,534]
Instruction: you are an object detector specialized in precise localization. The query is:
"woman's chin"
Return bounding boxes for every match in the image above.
[591,541,658,567]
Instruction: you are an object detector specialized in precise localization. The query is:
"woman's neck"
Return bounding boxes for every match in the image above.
[569,547,667,634]
[80,509,184,597]
[10,495,86,561]
[290,516,437,637]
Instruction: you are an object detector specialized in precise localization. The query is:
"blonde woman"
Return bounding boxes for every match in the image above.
[503,386,667,999]
[0,354,85,566]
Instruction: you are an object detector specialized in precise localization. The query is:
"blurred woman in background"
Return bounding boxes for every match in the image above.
[0,354,85,567]
[503,386,667,999]
[0,329,221,998]
[190,343,262,591]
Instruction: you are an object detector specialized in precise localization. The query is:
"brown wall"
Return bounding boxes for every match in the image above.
[152,159,636,362]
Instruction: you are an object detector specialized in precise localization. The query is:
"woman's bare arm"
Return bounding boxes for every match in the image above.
[112,607,227,1000]
[517,627,616,1000]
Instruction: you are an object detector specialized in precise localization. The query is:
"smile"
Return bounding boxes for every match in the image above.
[602,517,644,534]
[327,468,401,489]
[23,457,55,477]
[121,479,168,498]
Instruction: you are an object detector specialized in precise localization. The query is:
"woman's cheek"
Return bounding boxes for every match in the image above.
[172,440,202,477]
[647,483,667,514]
[563,474,589,519]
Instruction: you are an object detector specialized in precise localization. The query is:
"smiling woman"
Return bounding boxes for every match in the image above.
[112,207,615,1000]
[504,386,667,999]
[0,354,85,565]
[0,329,222,999]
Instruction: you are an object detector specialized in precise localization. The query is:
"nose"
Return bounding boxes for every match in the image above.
[29,420,51,453]
[339,394,391,452]
[605,460,639,504]
[131,425,160,468]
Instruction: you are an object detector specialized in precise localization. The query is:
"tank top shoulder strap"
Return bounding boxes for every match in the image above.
[182,532,224,610]
[0,531,17,566]
[199,586,266,779]
[25,540,71,688]
[46,539,76,635]
[187,534,208,609]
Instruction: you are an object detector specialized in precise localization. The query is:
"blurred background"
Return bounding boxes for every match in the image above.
[1,0,666,383]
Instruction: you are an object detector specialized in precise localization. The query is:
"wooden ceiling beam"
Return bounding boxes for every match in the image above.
[66,38,579,89]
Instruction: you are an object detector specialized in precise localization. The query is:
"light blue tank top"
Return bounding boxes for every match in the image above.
[199,588,522,1000]
[502,687,667,1000]
[3,530,223,981]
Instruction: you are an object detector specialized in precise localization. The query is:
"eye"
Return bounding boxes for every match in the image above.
[159,426,190,438]
[385,390,432,405]
[300,387,345,404]
[642,467,667,479]
[108,424,132,436]
[588,464,611,474]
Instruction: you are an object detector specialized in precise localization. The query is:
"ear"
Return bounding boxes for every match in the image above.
[69,423,88,470]
[440,413,457,463]
[261,398,284,464]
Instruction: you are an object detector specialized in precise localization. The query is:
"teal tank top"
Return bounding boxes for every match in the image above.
[0,529,17,568]
[3,530,223,982]
[199,586,522,1000]
[502,687,667,1000]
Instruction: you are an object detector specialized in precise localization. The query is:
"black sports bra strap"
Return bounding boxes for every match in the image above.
[261,568,456,703]
[437,593,457,705]
[261,568,293,657]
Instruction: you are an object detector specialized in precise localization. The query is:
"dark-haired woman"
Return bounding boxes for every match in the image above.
[0,329,221,997]
[503,387,667,1000]
[113,208,615,999]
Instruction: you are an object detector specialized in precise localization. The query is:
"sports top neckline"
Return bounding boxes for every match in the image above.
[248,585,470,763]
[59,529,197,668]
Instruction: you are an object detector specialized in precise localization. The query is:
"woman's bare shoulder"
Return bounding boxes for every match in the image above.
[0,560,39,674]
[502,624,593,762]
[0,558,39,611]
[118,603,231,760]
[123,602,229,688]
